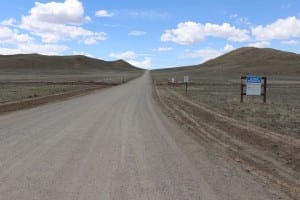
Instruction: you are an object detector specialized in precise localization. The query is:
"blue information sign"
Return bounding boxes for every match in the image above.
[246,76,262,95]
[246,76,262,84]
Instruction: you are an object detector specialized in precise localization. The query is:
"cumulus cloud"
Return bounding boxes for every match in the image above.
[109,51,151,68]
[1,18,16,26]
[127,57,151,69]
[95,10,114,17]
[0,43,68,55]
[222,44,235,52]
[186,49,222,62]
[73,51,95,58]
[20,0,106,44]
[158,47,173,52]
[27,0,85,25]
[252,16,300,41]
[109,51,137,60]
[128,30,146,36]
[185,44,235,62]
[161,21,250,45]
[0,26,34,44]
[248,41,271,48]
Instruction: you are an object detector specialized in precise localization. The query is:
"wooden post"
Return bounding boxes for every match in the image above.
[263,77,267,103]
[241,76,246,103]
[185,82,188,96]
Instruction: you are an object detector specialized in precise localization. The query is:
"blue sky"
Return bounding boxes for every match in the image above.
[0,0,299,69]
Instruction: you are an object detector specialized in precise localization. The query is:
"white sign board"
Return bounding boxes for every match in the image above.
[184,76,189,83]
[171,77,175,83]
[246,76,262,95]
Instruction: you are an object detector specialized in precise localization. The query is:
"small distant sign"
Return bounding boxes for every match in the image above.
[171,77,175,83]
[246,76,262,95]
[184,76,189,83]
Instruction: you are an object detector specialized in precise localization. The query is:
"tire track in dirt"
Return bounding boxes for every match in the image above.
[154,84,300,200]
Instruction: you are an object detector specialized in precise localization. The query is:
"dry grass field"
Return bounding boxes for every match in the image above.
[0,54,143,103]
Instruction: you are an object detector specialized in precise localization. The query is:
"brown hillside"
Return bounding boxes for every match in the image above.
[154,47,300,77]
[0,54,142,73]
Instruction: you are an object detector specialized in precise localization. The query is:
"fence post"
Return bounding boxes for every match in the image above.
[241,77,244,103]
[263,77,267,103]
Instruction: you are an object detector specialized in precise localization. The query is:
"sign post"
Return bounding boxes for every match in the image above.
[171,77,175,88]
[184,75,189,95]
[241,76,267,103]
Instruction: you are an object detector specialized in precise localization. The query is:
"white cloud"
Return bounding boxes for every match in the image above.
[27,0,85,25]
[73,51,95,58]
[0,26,34,44]
[248,41,270,48]
[124,10,169,20]
[185,44,236,63]
[109,51,137,60]
[0,43,68,55]
[222,44,235,52]
[204,23,250,42]
[1,18,16,26]
[128,30,146,36]
[281,40,299,45]
[109,50,151,69]
[161,22,205,45]
[95,10,113,17]
[158,47,173,52]
[230,14,238,19]
[20,0,106,44]
[127,57,152,69]
[186,49,222,62]
[161,21,250,45]
[252,16,300,41]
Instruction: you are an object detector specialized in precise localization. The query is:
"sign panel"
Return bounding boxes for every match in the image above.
[246,76,262,95]
[171,77,175,83]
[184,76,189,83]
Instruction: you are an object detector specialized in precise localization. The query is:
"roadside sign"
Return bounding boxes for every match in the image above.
[171,77,175,83]
[184,76,189,83]
[246,76,262,95]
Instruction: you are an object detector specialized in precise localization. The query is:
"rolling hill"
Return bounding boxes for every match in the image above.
[0,54,144,82]
[153,47,300,77]
[0,54,142,72]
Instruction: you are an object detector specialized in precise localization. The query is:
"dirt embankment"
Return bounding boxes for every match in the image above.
[0,85,111,115]
[153,83,300,200]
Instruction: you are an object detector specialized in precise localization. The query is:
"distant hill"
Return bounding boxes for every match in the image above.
[0,54,143,73]
[154,47,300,76]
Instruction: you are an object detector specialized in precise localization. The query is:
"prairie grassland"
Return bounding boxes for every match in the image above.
[152,71,300,137]
[0,72,142,103]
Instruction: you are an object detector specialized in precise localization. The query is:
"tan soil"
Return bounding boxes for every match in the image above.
[153,84,300,200]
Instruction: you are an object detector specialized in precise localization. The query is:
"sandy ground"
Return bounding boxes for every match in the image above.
[0,72,293,200]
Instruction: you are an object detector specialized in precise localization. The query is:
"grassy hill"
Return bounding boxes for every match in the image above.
[153,47,300,81]
[0,54,144,82]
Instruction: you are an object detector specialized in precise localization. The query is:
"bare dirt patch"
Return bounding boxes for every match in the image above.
[153,83,300,200]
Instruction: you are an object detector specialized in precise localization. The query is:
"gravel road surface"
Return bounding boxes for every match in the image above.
[0,72,290,199]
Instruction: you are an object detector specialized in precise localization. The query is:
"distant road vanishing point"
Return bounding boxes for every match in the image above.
[0,72,290,200]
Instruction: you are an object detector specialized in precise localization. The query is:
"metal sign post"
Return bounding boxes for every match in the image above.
[184,76,189,95]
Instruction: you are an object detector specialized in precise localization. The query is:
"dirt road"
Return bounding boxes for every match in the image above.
[0,72,291,199]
